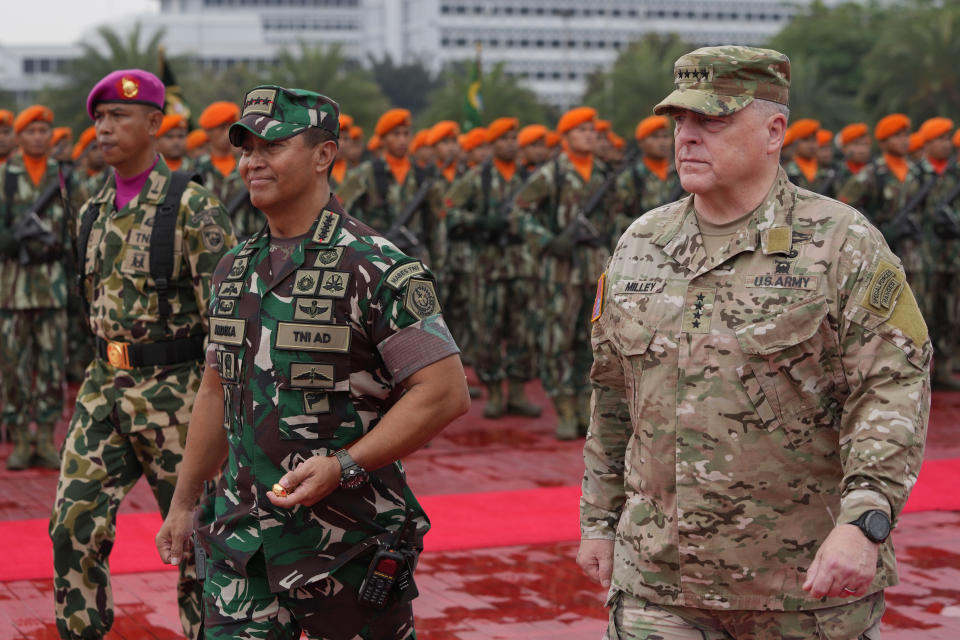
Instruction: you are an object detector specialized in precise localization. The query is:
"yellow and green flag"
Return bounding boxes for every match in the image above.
[463,42,483,131]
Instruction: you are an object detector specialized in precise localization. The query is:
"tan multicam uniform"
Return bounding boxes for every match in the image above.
[584,170,929,624]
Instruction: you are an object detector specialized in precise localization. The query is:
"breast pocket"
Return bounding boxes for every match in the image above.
[611,322,656,427]
[734,295,833,430]
[276,353,352,441]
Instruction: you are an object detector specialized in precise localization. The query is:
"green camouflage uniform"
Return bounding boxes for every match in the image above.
[511,153,614,401]
[585,169,929,625]
[614,158,683,241]
[784,158,836,195]
[439,167,478,365]
[196,155,263,239]
[49,159,236,640]
[445,161,537,384]
[337,159,447,273]
[201,198,458,638]
[0,155,70,454]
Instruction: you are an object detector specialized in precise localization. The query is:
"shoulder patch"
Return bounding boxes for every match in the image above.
[591,272,606,323]
[886,285,928,347]
[861,259,904,314]
[404,277,441,320]
[201,225,225,252]
[384,261,427,290]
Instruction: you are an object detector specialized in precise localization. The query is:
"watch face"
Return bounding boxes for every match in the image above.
[341,467,370,490]
[864,511,891,542]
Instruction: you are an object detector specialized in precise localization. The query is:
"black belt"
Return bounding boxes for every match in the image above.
[96,335,205,370]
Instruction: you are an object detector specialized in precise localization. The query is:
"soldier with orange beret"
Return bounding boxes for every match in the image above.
[835,123,872,192]
[428,120,461,184]
[409,129,434,170]
[0,110,14,165]
[517,123,549,172]
[330,113,356,189]
[593,119,619,166]
[156,113,191,172]
[817,129,835,168]
[545,130,562,159]
[784,118,835,194]
[0,103,67,471]
[510,106,616,439]
[338,108,446,270]
[51,126,73,163]
[460,127,491,168]
[185,128,208,159]
[343,125,365,168]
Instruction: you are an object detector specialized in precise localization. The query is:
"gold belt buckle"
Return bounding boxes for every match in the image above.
[106,341,132,370]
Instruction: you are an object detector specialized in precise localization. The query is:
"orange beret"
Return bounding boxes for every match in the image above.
[157,113,186,138]
[918,117,954,144]
[14,105,54,134]
[908,131,924,153]
[339,113,354,131]
[635,116,669,141]
[595,119,611,133]
[349,125,363,140]
[545,131,561,148]
[557,106,597,134]
[783,127,796,148]
[409,129,431,153]
[71,126,97,161]
[788,118,819,141]
[486,117,519,143]
[608,132,626,150]
[816,129,833,147]
[0,110,13,127]
[51,127,72,146]
[185,129,208,151]
[839,123,868,145]
[198,101,239,129]
[367,134,381,151]
[460,127,488,152]
[375,109,412,137]
[875,114,910,141]
[426,120,459,146]
[517,124,548,147]
[955,128,960,148]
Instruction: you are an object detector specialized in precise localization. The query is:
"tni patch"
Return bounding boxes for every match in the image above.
[404,278,440,320]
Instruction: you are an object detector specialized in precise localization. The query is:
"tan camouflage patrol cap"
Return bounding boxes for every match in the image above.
[654,46,790,117]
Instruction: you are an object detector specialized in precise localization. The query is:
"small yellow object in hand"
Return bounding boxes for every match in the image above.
[272,483,289,497]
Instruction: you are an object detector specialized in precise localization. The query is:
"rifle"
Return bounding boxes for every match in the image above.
[560,146,639,248]
[932,179,960,239]
[815,167,841,197]
[385,174,436,255]
[884,175,938,249]
[8,163,73,265]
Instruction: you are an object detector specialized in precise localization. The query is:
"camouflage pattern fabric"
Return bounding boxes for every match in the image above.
[605,590,884,639]
[654,46,791,117]
[920,162,960,366]
[0,308,65,427]
[784,159,835,195]
[196,156,264,239]
[445,161,538,383]
[510,153,615,397]
[229,85,341,143]
[337,160,447,272]
[583,169,930,611]
[49,406,202,640]
[75,159,236,434]
[435,167,475,360]
[200,196,458,598]
[204,548,415,640]
[614,159,683,242]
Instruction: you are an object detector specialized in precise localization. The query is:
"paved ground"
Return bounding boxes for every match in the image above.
[2,379,960,638]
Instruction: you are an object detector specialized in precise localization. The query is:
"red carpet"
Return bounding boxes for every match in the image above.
[1,459,956,583]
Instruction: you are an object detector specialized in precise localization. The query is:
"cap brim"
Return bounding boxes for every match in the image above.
[653,88,754,117]
[228,115,309,146]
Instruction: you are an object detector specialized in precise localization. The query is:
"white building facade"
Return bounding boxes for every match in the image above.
[1,0,837,109]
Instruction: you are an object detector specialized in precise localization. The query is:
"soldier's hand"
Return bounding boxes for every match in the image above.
[577,538,615,589]
[267,454,341,509]
[156,507,194,566]
[802,524,879,599]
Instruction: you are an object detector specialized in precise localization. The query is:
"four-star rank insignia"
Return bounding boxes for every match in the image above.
[404,277,440,320]
[311,210,341,245]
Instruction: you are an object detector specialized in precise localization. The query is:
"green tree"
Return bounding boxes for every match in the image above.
[417,61,556,130]
[580,33,693,136]
[266,42,389,134]
[36,23,167,134]
[860,3,960,122]
[368,55,439,116]
[179,61,268,114]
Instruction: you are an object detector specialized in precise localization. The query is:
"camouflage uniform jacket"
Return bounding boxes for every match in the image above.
[837,155,926,247]
[201,198,459,592]
[76,159,236,433]
[614,159,683,241]
[920,160,960,273]
[511,152,614,286]
[196,155,263,240]
[583,169,930,611]
[445,161,534,281]
[337,159,447,271]
[0,155,71,310]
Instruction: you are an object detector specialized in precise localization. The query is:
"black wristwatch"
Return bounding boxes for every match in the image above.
[332,449,370,490]
[850,510,891,544]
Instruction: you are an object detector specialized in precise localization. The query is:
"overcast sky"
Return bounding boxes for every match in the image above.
[1,0,158,46]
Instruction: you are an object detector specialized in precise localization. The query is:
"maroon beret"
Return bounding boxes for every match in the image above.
[86,69,165,120]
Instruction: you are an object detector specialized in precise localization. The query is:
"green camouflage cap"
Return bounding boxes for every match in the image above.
[229,85,340,146]
[653,46,790,117]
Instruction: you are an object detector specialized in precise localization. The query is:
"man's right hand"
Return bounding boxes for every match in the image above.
[156,506,195,566]
[577,538,615,588]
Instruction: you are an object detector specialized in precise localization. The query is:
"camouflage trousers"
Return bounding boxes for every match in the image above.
[539,280,594,397]
[442,264,478,365]
[472,277,539,383]
[0,308,66,428]
[204,547,416,640]
[605,590,884,640]
[49,404,201,640]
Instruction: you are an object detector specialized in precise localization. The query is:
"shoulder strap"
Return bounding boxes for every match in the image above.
[150,171,198,319]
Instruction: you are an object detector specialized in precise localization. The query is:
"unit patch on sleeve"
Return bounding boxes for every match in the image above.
[861,259,905,314]
[202,225,225,252]
[404,277,440,320]
[384,261,427,290]
[210,317,246,346]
